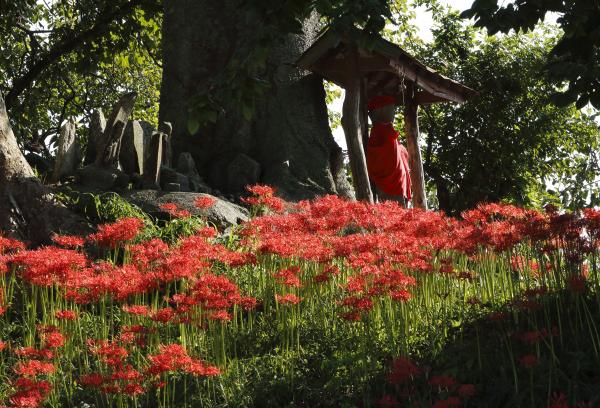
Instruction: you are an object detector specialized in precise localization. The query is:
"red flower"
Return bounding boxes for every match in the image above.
[88,217,144,248]
[55,310,78,321]
[275,293,301,305]
[549,392,569,408]
[0,340,7,351]
[159,203,191,218]
[387,356,420,384]
[518,354,538,368]
[13,360,55,377]
[432,396,462,408]
[195,196,216,209]
[51,234,85,248]
[376,394,399,408]
[43,332,65,348]
[458,383,476,397]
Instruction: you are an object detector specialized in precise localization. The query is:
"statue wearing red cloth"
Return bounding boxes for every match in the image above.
[366,95,412,205]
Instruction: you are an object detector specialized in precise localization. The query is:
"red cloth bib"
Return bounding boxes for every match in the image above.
[366,123,412,200]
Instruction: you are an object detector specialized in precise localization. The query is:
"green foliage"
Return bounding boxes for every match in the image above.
[417,10,600,214]
[462,0,600,109]
[0,0,162,156]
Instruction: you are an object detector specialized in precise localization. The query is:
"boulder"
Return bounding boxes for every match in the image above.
[226,153,260,193]
[123,190,249,229]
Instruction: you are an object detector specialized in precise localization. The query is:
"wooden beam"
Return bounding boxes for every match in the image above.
[341,49,373,203]
[314,55,391,74]
[390,59,468,104]
[404,86,428,210]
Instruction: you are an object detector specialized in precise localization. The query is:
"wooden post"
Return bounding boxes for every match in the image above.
[404,87,428,210]
[359,77,378,202]
[341,50,373,203]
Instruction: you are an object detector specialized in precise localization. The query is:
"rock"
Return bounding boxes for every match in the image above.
[177,152,206,192]
[164,183,181,192]
[123,190,249,229]
[160,166,190,191]
[51,119,79,182]
[76,164,129,190]
[84,109,106,165]
[226,153,260,193]
[95,93,137,167]
[159,122,173,168]
[119,120,145,175]
[143,131,163,187]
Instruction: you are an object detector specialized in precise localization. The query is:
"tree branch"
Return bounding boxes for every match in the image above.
[4,0,156,110]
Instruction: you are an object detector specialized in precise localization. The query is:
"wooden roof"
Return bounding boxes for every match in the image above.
[296,28,477,105]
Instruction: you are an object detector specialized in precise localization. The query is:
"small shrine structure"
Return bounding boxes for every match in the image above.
[296,28,477,209]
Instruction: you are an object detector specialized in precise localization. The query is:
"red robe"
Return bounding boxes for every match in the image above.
[366,123,412,200]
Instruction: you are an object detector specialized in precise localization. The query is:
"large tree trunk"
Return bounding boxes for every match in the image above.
[0,96,90,244]
[159,1,353,201]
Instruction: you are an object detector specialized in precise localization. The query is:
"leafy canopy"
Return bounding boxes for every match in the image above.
[417,10,600,213]
[462,0,600,109]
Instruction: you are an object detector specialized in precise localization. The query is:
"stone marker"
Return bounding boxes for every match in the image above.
[119,120,145,175]
[143,131,163,189]
[84,109,106,165]
[227,153,260,192]
[95,92,137,167]
[159,121,173,168]
[51,119,78,182]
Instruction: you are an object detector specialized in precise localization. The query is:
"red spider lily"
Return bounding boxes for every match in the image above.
[195,196,216,209]
[147,344,220,377]
[209,310,231,321]
[274,266,302,288]
[13,360,55,377]
[11,247,87,286]
[79,373,105,388]
[568,275,587,293]
[376,394,399,408]
[87,340,129,367]
[123,304,151,316]
[432,396,462,408]
[0,235,25,254]
[88,217,144,248]
[159,203,191,218]
[387,356,421,384]
[275,293,301,305]
[14,347,54,360]
[51,234,85,248]
[9,378,52,408]
[246,184,276,198]
[0,340,6,351]
[549,392,569,408]
[54,310,78,321]
[457,383,476,397]
[42,331,65,348]
[518,354,539,368]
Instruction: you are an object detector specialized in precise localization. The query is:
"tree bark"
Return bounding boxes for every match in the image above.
[342,71,373,203]
[0,96,91,244]
[159,0,353,201]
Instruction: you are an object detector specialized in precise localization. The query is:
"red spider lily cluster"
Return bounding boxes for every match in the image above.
[0,189,599,406]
